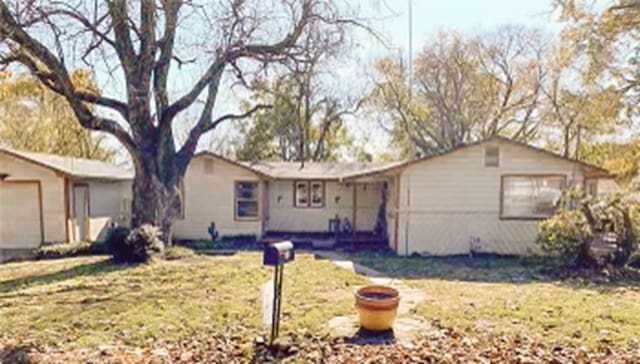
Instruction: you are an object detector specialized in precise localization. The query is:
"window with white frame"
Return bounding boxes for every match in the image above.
[295,180,325,208]
[235,181,259,219]
[501,175,565,219]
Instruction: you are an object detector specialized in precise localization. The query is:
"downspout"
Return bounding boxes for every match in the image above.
[404,173,411,256]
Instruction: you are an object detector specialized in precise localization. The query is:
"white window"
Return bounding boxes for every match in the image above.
[235,181,259,220]
[295,181,325,208]
[485,145,500,167]
[310,181,325,207]
[501,175,565,219]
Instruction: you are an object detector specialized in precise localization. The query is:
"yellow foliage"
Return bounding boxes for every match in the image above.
[0,71,114,162]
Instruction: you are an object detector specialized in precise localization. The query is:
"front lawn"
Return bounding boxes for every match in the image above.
[0,253,367,349]
[346,252,640,348]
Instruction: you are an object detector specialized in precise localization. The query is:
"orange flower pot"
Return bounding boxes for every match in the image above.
[355,285,400,331]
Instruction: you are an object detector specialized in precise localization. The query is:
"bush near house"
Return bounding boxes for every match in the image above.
[177,235,259,251]
[35,241,107,260]
[537,188,640,270]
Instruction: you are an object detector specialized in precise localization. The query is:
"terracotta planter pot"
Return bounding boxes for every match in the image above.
[355,285,400,331]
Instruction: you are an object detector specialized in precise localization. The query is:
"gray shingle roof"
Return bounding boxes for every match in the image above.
[195,151,401,180]
[240,160,403,180]
[0,148,133,180]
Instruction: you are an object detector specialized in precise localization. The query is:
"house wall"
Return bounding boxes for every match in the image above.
[396,140,586,256]
[66,179,131,242]
[0,152,66,244]
[266,180,383,232]
[174,156,263,239]
[89,180,130,241]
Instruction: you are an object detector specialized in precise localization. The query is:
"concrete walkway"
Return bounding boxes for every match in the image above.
[315,251,428,345]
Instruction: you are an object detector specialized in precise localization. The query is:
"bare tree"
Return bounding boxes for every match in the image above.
[369,27,547,157]
[0,0,358,242]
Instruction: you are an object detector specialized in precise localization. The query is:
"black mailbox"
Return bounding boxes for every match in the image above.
[263,241,294,266]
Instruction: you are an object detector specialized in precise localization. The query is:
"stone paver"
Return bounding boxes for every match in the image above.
[316,251,428,344]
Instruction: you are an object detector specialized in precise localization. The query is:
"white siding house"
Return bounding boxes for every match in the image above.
[384,137,612,256]
[173,137,613,256]
[1,136,615,260]
[173,154,264,239]
[0,148,132,256]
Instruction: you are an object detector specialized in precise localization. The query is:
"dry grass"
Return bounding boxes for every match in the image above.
[0,253,367,349]
[347,252,640,348]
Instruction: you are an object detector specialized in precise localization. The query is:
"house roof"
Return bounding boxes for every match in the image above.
[0,147,134,180]
[199,136,612,180]
[241,160,403,180]
[344,135,613,180]
[195,151,401,180]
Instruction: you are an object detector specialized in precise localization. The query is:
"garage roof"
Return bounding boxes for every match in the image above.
[0,148,133,180]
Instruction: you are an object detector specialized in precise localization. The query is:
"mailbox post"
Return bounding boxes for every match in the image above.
[263,241,294,345]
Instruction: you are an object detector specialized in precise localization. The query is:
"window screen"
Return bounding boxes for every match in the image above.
[235,181,259,219]
[501,175,565,219]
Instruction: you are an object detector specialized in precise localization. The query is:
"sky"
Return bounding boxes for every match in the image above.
[323,0,563,160]
[95,0,566,163]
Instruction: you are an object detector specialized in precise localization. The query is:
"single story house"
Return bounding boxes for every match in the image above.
[0,148,132,256]
[174,136,614,256]
[0,136,615,258]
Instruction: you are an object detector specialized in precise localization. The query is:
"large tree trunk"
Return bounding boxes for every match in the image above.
[131,160,182,245]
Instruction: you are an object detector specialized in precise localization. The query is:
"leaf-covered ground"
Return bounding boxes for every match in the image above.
[1,252,640,362]
[346,252,640,348]
[0,253,366,348]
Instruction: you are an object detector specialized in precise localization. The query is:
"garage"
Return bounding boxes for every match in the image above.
[0,181,43,249]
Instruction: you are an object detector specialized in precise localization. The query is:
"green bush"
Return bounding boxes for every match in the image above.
[537,209,591,262]
[112,224,164,263]
[105,226,131,261]
[35,241,106,260]
[537,188,639,268]
[177,234,258,251]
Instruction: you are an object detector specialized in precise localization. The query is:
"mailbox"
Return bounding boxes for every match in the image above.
[263,241,295,266]
[262,240,294,346]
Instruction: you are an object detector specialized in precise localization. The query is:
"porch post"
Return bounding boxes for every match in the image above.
[352,183,357,238]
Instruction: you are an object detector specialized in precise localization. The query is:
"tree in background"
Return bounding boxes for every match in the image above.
[234,29,362,163]
[234,77,355,162]
[368,27,547,158]
[555,0,640,116]
[549,0,638,180]
[541,47,623,159]
[0,71,114,161]
[580,141,640,184]
[0,0,359,249]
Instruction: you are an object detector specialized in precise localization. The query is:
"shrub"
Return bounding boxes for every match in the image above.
[537,188,639,269]
[35,241,94,260]
[537,210,591,263]
[176,234,258,251]
[105,226,131,262]
[111,224,164,263]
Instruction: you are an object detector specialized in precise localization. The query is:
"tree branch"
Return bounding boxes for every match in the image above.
[0,2,138,162]
[164,0,314,125]
[154,0,181,124]
[175,104,271,172]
